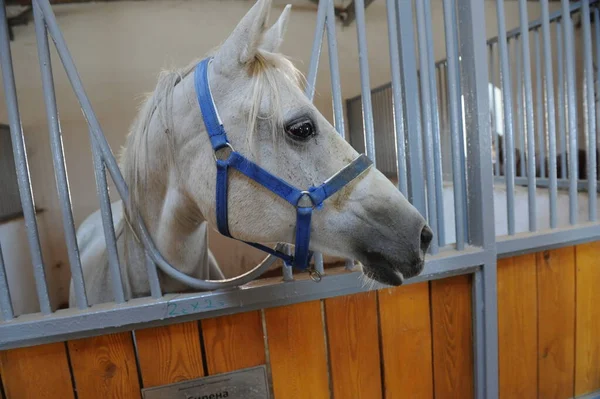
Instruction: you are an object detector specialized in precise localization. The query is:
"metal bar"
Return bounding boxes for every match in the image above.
[442,0,465,251]
[415,0,438,254]
[0,248,487,351]
[534,30,546,179]
[353,0,376,163]
[562,0,579,225]
[396,0,426,216]
[424,0,445,248]
[0,0,52,315]
[32,1,88,310]
[515,38,527,179]
[0,244,14,321]
[385,0,407,196]
[325,0,352,272]
[582,0,597,222]
[282,244,294,281]
[145,253,162,299]
[91,147,125,303]
[519,0,537,232]
[305,0,328,100]
[541,0,558,229]
[557,21,567,179]
[457,1,498,398]
[490,43,500,177]
[595,9,600,191]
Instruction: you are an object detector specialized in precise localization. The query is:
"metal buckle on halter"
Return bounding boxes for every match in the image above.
[213,142,234,162]
[308,267,322,282]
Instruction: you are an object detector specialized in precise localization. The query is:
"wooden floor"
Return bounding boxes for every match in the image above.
[1,242,599,399]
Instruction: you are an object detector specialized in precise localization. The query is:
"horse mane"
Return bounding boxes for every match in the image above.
[117,48,306,253]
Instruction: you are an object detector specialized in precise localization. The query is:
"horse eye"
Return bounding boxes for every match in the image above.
[285,119,315,141]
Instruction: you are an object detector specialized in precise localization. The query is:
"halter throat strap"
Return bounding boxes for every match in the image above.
[194,57,372,271]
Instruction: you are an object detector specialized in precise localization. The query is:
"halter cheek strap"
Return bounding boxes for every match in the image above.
[194,57,373,273]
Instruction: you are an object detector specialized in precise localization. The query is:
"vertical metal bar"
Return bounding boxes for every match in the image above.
[282,244,294,281]
[595,10,600,189]
[324,0,353,272]
[385,0,408,196]
[415,0,438,254]
[145,253,162,299]
[557,21,567,179]
[424,0,445,248]
[534,30,546,179]
[457,0,498,397]
[91,145,125,303]
[442,0,465,250]
[582,0,597,222]
[562,0,579,225]
[541,0,558,229]
[490,43,500,177]
[305,0,328,101]
[0,244,14,321]
[518,0,537,232]
[353,0,376,163]
[32,1,88,310]
[515,37,527,179]
[0,0,52,315]
[396,0,426,217]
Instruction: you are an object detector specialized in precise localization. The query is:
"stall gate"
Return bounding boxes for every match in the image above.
[0,0,599,398]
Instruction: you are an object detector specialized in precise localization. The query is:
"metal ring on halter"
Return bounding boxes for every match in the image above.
[213,142,234,162]
[309,268,322,282]
[297,191,316,209]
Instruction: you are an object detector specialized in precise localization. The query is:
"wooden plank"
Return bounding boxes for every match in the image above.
[324,292,382,399]
[67,332,141,399]
[134,321,204,388]
[378,282,434,399]
[431,274,474,399]
[264,300,329,399]
[537,247,576,398]
[497,254,538,399]
[0,342,75,399]
[575,241,600,395]
[201,311,266,375]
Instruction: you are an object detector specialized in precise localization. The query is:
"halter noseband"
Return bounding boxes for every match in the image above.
[194,57,372,278]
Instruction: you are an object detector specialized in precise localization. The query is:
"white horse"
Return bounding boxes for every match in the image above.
[70,0,432,307]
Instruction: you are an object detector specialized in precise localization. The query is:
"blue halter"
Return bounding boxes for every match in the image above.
[194,57,373,277]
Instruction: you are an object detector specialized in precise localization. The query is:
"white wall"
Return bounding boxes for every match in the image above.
[0,0,560,309]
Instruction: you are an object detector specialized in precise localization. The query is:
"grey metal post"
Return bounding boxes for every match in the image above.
[0,0,52,315]
[415,0,439,254]
[0,244,14,321]
[385,0,407,196]
[534,30,545,179]
[515,38,527,179]
[353,0,376,164]
[396,0,426,217]
[305,0,327,101]
[582,0,597,221]
[424,0,445,248]
[541,0,558,228]
[443,0,466,250]
[562,0,579,225]
[489,43,500,177]
[519,0,537,232]
[556,22,567,180]
[145,254,162,299]
[457,0,498,398]
[32,1,88,310]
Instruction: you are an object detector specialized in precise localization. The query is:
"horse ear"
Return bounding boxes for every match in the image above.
[260,4,291,53]
[212,0,272,73]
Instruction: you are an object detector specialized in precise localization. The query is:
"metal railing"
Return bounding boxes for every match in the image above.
[1,0,596,397]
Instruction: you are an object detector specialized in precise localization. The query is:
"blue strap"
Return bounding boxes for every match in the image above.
[215,160,231,237]
[195,59,229,150]
[294,207,314,269]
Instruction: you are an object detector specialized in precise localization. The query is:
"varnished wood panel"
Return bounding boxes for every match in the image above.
[497,254,538,399]
[201,311,266,375]
[67,332,141,399]
[134,321,204,387]
[431,274,473,399]
[378,282,434,399]
[575,241,600,395]
[324,292,382,399]
[537,247,576,398]
[264,301,329,399]
[0,342,74,399]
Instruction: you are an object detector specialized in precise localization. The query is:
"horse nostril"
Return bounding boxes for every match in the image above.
[420,225,433,252]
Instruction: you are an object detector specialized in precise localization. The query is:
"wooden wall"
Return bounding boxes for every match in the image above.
[0,242,599,399]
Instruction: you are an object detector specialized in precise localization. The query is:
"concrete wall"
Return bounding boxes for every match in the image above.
[0,0,565,309]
